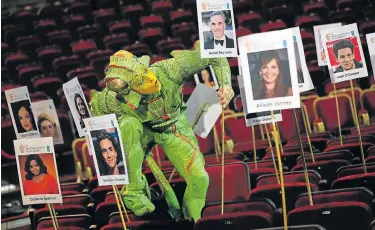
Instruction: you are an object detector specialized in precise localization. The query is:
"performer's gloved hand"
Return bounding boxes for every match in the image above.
[218,85,234,108]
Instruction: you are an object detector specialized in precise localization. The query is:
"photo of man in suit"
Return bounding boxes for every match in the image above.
[204,11,235,50]
[333,39,363,73]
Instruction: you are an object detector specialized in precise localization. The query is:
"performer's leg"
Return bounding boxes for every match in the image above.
[118,116,155,216]
[154,115,209,221]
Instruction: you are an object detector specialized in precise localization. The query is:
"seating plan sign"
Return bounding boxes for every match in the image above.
[84,114,129,186]
[197,0,238,58]
[321,23,368,83]
[14,137,62,205]
[5,86,40,139]
[238,28,300,113]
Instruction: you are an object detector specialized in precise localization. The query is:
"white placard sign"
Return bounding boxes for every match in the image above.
[63,77,91,137]
[238,28,300,113]
[313,23,342,66]
[197,0,238,58]
[292,27,314,92]
[5,86,40,139]
[237,75,282,126]
[84,114,129,186]
[32,99,64,145]
[14,137,62,205]
[366,33,375,75]
[321,23,368,83]
[186,84,222,138]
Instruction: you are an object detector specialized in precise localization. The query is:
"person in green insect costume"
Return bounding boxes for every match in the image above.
[90,41,234,221]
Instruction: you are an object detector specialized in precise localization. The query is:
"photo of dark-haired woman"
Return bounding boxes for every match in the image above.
[21,154,59,195]
[74,93,90,129]
[11,100,37,133]
[248,49,293,100]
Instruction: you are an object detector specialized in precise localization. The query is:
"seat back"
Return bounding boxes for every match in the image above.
[194,211,273,230]
[206,162,250,204]
[295,187,374,208]
[361,88,375,117]
[313,95,355,132]
[288,202,373,230]
[256,170,321,188]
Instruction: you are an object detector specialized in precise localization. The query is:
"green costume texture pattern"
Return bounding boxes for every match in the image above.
[90,42,232,221]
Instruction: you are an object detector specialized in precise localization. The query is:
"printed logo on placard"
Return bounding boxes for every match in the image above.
[111,120,115,127]
[202,3,208,10]
[326,33,333,42]
[282,40,287,47]
[49,105,52,110]
[25,93,28,98]
[351,31,355,36]
[226,3,230,9]
[293,36,296,42]
[245,41,252,52]
[46,145,50,152]
[19,145,26,153]
[371,37,375,43]
[9,94,14,101]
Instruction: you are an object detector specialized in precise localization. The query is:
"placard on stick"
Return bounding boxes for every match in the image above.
[5,86,40,139]
[313,23,342,66]
[197,0,238,58]
[366,33,375,74]
[32,99,64,145]
[238,28,300,113]
[292,27,314,92]
[14,137,62,205]
[84,114,129,186]
[63,77,91,137]
[321,23,368,83]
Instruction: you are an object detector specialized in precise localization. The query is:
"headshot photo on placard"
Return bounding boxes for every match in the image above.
[203,10,235,50]
[19,153,59,196]
[32,99,64,145]
[193,65,219,90]
[247,49,293,100]
[321,23,368,83]
[11,100,37,134]
[72,93,90,129]
[91,128,126,176]
[330,39,363,73]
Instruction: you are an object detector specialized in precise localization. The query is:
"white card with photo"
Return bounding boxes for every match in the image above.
[5,86,40,139]
[321,23,368,83]
[197,0,238,58]
[185,84,222,138]
[366,33,375,74]
[313,23,342,66]
[292,27,314,92]
[237,75,282,126]
[193,65,220,90]
[32,99,64,145]
[84,114,129,186]
[14,137,62,205]
[63,77,91,137]
[238,28,300,113]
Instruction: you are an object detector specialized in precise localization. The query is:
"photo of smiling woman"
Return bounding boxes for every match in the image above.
[248,49,293,100]
[21,154,59,195]
[11,100,37,133]
[73,93,90,129]
[92,129,126,176]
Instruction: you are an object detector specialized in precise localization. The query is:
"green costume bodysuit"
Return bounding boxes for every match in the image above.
[90,42,232,221]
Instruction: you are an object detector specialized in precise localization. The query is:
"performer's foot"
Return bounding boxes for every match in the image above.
[121,175,155,216]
